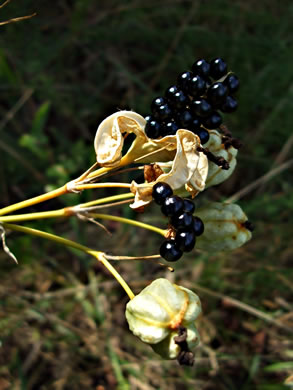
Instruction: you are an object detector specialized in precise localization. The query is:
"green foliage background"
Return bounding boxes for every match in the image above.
[0,1,292,389]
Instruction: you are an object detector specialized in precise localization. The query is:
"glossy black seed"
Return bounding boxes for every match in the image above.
[224,73,240,94]
[175,230,196,252]
[194,128,210,144]
[171,212,193,230]
[191,99,212,117]
[192,59,210,77]
[177,71,193,92]
[151,96,166,111]
[190,116,202,132]
[202,111,222,129]
[165,85,179,99]
[183,199,195,213]
[162,121,179,136]
[152,103,173,121]
[152,182,173,205]
[210,58,228,79]
[161,195,184,217]
[220,95,238,113]
[167,90,188,110]
[176,110,194,128]
[145,115,152,122]
[160,239,183,262]
[145,119,162,139]
[188,75,206,97]
[207,82,228,105]
[192,216,204,236]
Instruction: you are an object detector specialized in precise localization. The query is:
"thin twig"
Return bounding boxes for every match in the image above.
[225,159,293,203]
[75,199,132,213]
[185,282,293,334]
[0,0,11,9]
[0,12,36,26]
[0,88,33,132]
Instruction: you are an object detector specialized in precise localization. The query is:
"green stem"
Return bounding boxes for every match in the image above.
[0,193,135,223]
[0,185,68,217]
[2,223,135,300]
[88,213,167,236]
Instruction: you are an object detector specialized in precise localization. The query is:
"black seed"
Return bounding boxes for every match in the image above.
[191,59,210,77]
[151,96,166,111]
[176,110,194,128]
[152,182,173,205]
[210,58,228,79]
[145,118,162,139]
[191,99,212,117]
[175,230,196,252]
[207,82,228,105]
[165,85,179,99]
[223,73,240,94]
[194,128,210,144]
[162,121,179,136]
[145,115,152,122]
[177,71,193,93]
[202,111,222,129]
[192,216,204,236]
[152,103,173,121]
[188,75,206,98]
[183,199,195,213]
[161,195,184,217]
[171,212,194,230]
[160,239,183,262]
[190,116,202,132]
[167,90,188,110]
[220,95,238,113]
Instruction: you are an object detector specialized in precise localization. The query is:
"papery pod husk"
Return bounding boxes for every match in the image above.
[196,202,252,251]
[130,130,208,209]
[125,278,201,345]
[94,111,148,167]
[205,130,238,188]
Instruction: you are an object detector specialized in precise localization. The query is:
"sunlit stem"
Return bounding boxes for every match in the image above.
[3,223,135,300]
[0,185,68,217]
[86,155,134,181]
[87,213,167,237]
[75,182,132,191]
[0,193,135,224]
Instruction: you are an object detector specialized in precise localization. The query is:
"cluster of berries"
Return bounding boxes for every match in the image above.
[152,182,204,262]
[145,58,239,145]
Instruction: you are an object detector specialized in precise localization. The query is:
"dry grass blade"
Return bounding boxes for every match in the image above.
[187,282,293,334]
[0,12,36,26]
[225,158,293,203]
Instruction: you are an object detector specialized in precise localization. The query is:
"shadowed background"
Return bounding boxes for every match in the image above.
[0,1,292,389]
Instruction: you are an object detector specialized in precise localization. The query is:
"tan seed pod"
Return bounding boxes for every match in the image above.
[125,278,201,359]
[196,202,252,251]
[205,130,238,188]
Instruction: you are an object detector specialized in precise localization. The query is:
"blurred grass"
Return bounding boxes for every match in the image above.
[0,0,293,389]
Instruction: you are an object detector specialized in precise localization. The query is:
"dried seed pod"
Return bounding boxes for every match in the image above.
[125,278,201,359]
[204,130,238,188]
[130,129,208,209]
[195,202,252,251]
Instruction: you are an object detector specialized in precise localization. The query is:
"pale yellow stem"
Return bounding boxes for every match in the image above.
[88,213,167,236]
[3,223,135,300]
[75,183,131,191]
[0,185,68,217]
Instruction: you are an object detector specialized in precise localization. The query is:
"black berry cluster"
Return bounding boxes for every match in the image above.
[145,58,239,145]
[152,182,204,262]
